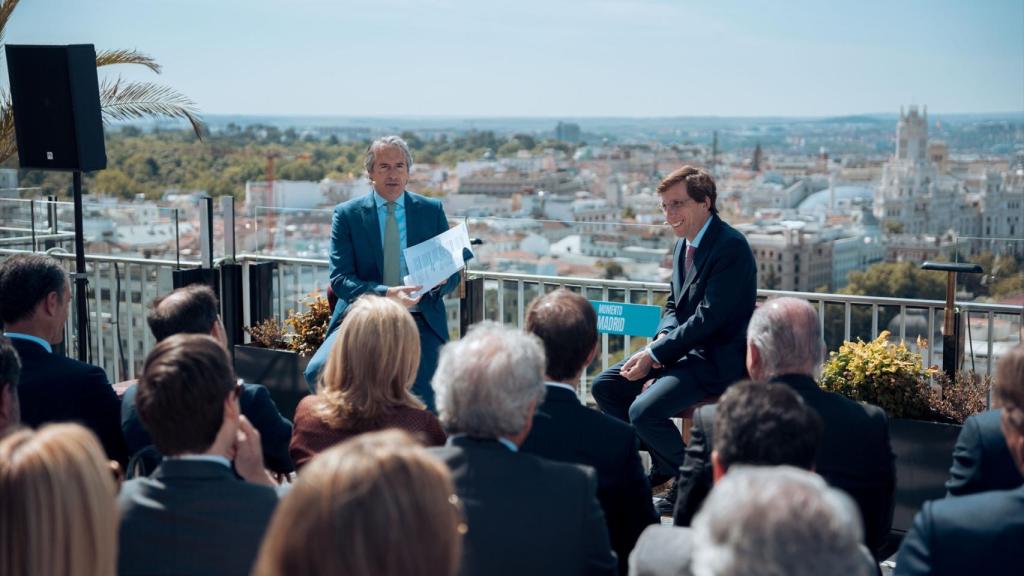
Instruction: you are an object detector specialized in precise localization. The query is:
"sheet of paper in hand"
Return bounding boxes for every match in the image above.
[403,223,471,298]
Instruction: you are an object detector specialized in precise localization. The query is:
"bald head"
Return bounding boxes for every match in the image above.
[746,297,824,380]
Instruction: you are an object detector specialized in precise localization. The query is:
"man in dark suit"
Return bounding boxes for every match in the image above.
[896,343,1024,575]
[0,253,127,464]
[591,166,756,497]
[521,288,658,574]
[118,333,278,576]
[0,335,21,436]
[673,297,895,559]
[304,136,460,410]
[630,381,825,576]
[430,322,617,576]
[945,408,1023,496]
[120,284,293,475]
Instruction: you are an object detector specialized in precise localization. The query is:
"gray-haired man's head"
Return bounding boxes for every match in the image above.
[432,322,546,442]
[691,466,870,576]
[746,297,825,380]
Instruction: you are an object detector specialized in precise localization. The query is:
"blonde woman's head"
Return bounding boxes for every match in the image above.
[317,295,423,425]
[254,429,463,576]
[0,423,117,576]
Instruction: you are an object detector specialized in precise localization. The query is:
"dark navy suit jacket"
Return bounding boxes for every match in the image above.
[945,409,1023,496]
[11,337,128,464]
[896,485,1024,575]
[328,191,460,341]
[431,436,617,576]
[673,373,896,557]
[117,458,278,576]
[121,382,294,474]
[521,384,658,574]
[648,214,756,393]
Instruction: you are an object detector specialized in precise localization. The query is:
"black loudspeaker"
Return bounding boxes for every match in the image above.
[5,44,107,172]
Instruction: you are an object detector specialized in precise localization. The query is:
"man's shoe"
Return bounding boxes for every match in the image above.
[654,481,677,516]
[647,471,673,491]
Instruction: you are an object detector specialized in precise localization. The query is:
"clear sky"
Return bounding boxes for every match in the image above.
[6,0,1023,117]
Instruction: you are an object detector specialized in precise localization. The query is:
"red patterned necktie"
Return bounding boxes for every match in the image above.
[685,244,696,276]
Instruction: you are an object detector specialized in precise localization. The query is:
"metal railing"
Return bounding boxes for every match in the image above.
[1,249,1020,387]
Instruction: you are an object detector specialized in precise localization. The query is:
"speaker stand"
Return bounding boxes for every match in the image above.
[72,170,89,361]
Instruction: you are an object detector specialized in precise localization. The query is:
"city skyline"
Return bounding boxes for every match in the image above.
[5,0,1023,118]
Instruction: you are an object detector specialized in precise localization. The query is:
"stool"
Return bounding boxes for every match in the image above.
[641,378,720,444]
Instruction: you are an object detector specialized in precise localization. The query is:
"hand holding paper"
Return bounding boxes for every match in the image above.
[402,223,472,298]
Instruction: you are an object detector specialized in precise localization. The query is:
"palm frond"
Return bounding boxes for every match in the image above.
[99,78,205,140]
[0,93,16,165]
[0,0,21,48]
[95,49,161,74]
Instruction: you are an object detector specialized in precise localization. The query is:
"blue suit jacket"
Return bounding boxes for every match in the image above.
[649,214,757,392]
[121,382,294,474]
[11,338,128,464]
[118,459,278,576]
[896,485,1024,575]
[521,385,657,575]
[945,409,1023,496]
[328,191,460,342]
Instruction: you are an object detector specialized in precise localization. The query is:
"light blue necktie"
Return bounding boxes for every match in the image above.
[383,201,400,286]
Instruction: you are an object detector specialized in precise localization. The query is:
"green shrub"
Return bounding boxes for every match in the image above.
[244,292,331,356]
[820,330,991,423]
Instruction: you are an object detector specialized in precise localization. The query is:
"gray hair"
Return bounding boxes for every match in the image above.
[747,297,825,378]
[364,135,413,177]
[432,322,546,438]
[691,466,870,576]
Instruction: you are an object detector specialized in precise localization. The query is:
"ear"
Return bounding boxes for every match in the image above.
[42,290,61,318]
[746,341,761,379]
[585,343,598,367]
[223,390,240,422]
[711,450,726,483]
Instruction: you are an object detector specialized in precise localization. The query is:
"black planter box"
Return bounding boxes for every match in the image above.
[890,418,962,532]
[234,344,310,421]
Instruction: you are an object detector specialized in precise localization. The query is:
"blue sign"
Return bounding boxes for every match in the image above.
[590,300,662,337]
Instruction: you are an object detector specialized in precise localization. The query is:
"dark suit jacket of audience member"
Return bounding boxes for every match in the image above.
[945,409,1023,496]
[895,485,1024,575]
[289,394,446,470]
[431,435,618,576]
[11,338,128,464]
[521,384,658,574]
[117,458,278,576]
[672,373,895,556]
[121,382,295,474]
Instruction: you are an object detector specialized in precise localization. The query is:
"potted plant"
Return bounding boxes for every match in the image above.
[820,331,991,532]
[234,293,332,419]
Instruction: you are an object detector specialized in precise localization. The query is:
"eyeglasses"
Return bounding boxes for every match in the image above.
[660,198,699,212]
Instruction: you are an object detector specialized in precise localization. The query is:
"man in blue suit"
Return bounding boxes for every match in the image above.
[0,253,128,464]
[896,343,1024,575]
[304,136,460,411]
[945,408,1023,496]
[591,166,757,500]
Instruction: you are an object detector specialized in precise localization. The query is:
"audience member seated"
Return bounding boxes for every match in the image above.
[0,335,21,437]
[0,254,128,464]
[629,380,824,576]
[691,466,872,576]
[255,430,463,576]
[0,423,118,576]
[290,296,445,470]
[430,322,617,576]
[945,407,1023,496]
[121,284,293,475]
[673,297,895,558]
[118,334,279,576]
[520,288,657,573]
[896,343,1024,576]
